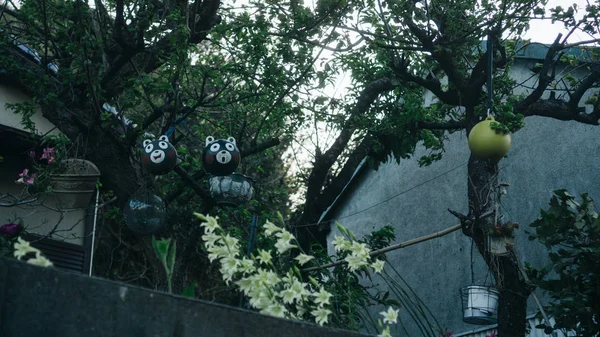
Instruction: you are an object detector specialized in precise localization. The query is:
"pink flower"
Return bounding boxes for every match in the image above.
[15,169,35,185]
[28,151,36,159]
[18,169,29,177]
[24,174,35,185]
[41,147,55,163]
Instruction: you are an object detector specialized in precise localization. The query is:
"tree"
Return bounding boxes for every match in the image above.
[2,0,600,335]
[528,190,600,337]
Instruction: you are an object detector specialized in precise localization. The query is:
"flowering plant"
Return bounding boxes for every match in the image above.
[487,221,519,237]
[14,134,71,191]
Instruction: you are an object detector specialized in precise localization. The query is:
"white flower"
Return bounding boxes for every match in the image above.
[202,232,221,248]
[377,326,392,337]
[380,306,399,324]
[332,235,351,252]
[314,287,333,307]
[371,260,385,273]
[26,253,53,267]
[275,230,295,242]
[275,239,297,254]
[311,307,332,326]
[261,303,287,318]
[294,253,314,266]
[344,254,369,272]
[256,249,272,266]
[196,213,220,233]
[207,244,231,262]
[14,237,39,260]
[349,241,370,257]
[263,220,282,236]
[236,276,254,295]
[222,234,240,250]
[279,287,301,304]
[238,257,255,274]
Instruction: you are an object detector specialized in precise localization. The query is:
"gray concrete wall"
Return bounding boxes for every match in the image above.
[0,258,370,337]
[325,59,600,335]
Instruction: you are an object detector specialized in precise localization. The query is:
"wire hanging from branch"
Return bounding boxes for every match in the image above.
[486,31,494,117]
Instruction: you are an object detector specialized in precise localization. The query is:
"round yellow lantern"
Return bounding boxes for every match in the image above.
[468,116,511,161]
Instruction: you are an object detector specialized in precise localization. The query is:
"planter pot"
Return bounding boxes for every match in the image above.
[208,173,254,206]
[49,159,100,209]
[486,235,515,256]
[460,286,499,325]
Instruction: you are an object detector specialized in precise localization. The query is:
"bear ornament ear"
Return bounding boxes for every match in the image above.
[205,136,215,146]
[143,139,152,147]
[159,135,169,142]
[226,137,237,147]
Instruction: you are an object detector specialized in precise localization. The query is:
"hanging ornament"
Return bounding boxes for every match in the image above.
[209,173,254,206]
[123,188,166,235]
[202,136,240,176]
[468,116,511,161]
[141,135,178,175]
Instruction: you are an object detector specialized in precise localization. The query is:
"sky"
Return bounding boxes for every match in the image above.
[523,0,592,43]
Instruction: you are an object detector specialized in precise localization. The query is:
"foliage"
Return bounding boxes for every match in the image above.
[152,236,177,293]
[527,190,600,337]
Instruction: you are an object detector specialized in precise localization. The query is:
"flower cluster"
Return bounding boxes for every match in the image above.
[13,237,54,267]
[194,213,333,326]
[333,232,385,273]
[487,221,519,237]
[15,168,35,185]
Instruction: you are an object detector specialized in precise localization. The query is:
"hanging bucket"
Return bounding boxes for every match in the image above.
[460,285,499,325]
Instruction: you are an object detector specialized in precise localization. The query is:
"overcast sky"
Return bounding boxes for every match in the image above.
[524,0,593,43]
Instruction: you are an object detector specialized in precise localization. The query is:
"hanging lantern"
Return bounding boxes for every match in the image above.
[141,135,178,175]
[202,136,240,176]
[209,173,254,206]
[460,285,499,325]
[123,188,166,235]
[468,117,511,161]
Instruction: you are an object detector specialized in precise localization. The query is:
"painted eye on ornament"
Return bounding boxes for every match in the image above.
[145,144,154,153]
[158,141,168,149]
[225,143,235,151]
[210,143,220,152]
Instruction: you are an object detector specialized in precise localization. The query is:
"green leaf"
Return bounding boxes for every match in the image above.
[181,282,196,299]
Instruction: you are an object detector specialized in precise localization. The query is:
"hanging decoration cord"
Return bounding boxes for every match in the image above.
[486,32,494,118]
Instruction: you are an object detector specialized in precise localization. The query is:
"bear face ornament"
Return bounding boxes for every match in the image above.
[141,135,178,175]
[202,136,240,176]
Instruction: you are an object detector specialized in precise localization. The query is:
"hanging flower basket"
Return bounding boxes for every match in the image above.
[485,221,518,256]
[49,159,100,209]
[208,173,254,206]
[486,235,515,256]
[460,285,500,325]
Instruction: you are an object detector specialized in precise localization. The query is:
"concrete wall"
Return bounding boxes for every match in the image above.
[324,58,600,335]
[0,258,370,337]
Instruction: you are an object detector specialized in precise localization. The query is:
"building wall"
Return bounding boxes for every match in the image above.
[0,83,86,246]
[324,58,600,335]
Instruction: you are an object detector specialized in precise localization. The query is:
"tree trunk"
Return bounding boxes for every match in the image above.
[467,155,531,336]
